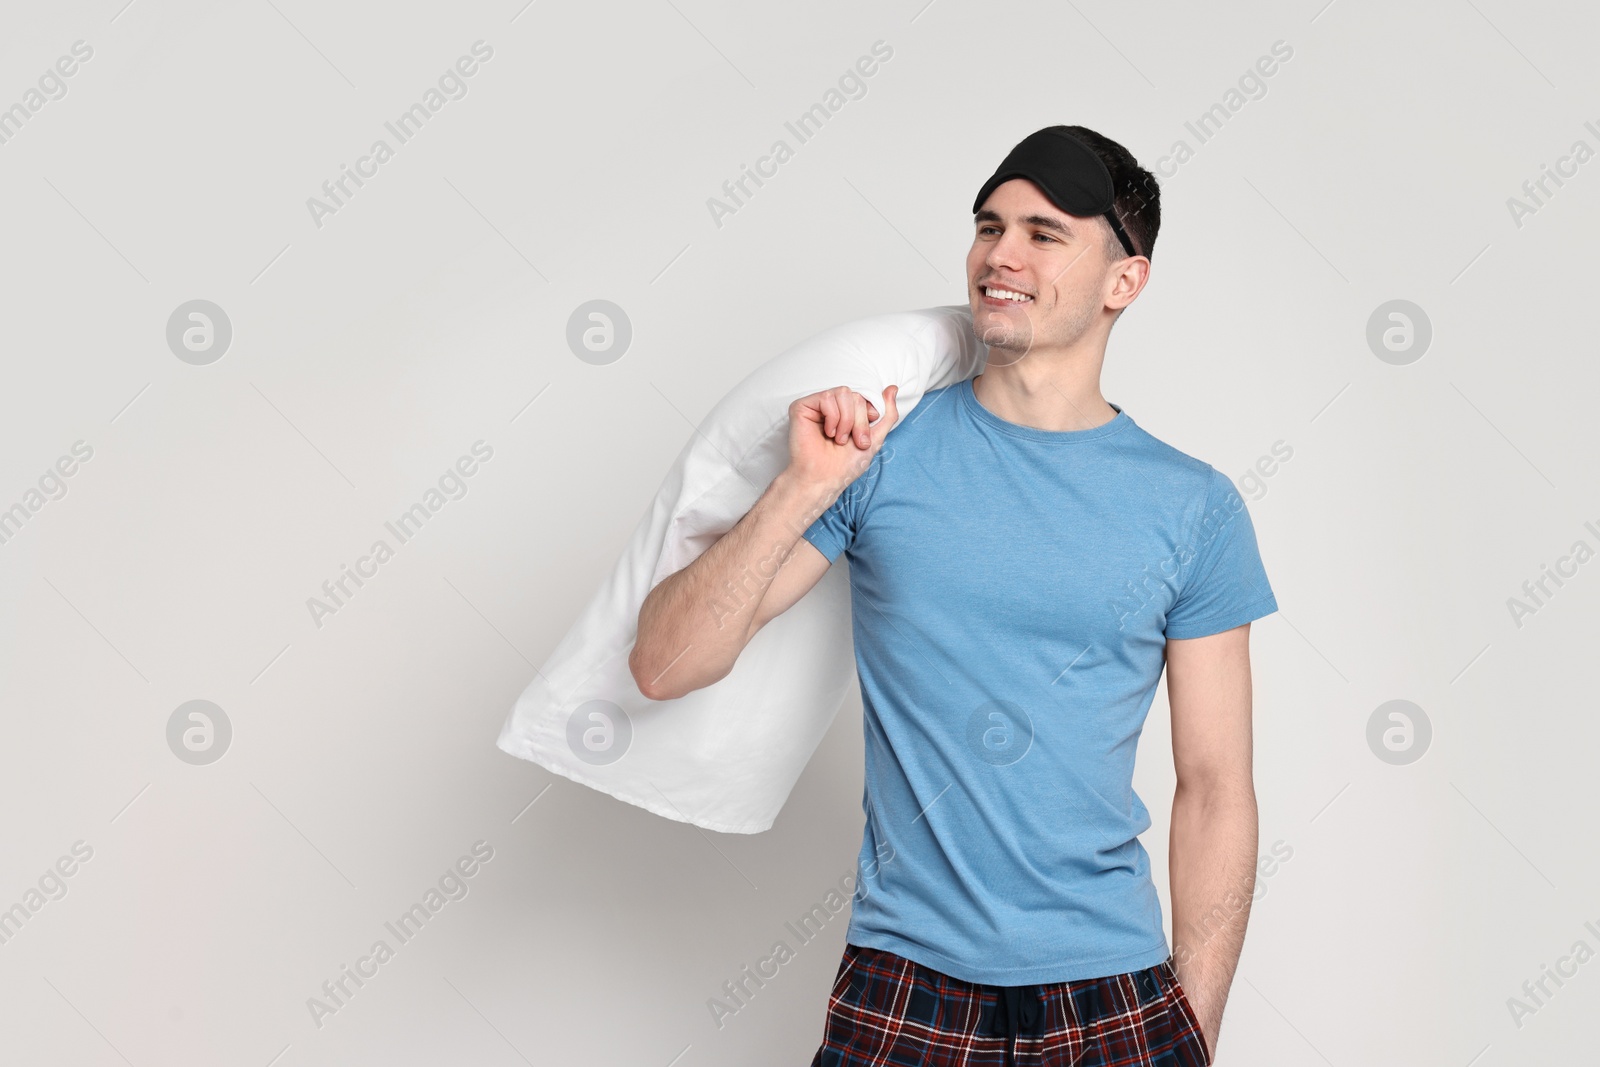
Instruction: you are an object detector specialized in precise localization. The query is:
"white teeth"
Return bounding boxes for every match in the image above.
[984,286,1031,302]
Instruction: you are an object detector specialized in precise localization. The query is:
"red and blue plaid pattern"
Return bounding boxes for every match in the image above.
[810,943,1211,1067]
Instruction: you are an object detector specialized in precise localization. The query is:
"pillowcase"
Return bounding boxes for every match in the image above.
[495,304,984,834]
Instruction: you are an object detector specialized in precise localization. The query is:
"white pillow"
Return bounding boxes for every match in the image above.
[495,304,984,834]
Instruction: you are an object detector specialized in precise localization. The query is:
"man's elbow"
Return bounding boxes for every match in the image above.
[1174,770,1257,809]
[629,645,672,702]
[630,645,731,703]
[629,645,706,702]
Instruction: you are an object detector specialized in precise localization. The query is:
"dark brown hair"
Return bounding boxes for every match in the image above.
[1059,125,1161,262]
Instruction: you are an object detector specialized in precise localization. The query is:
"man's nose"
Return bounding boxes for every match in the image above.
[984,233,1027,271]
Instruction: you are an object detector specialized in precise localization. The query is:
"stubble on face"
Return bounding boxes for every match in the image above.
[976,244,1099,369]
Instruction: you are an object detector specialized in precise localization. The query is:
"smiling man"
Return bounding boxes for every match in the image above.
[630,125,1276,1066]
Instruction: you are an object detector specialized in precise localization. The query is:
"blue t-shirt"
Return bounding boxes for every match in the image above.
[801,375,1277,984]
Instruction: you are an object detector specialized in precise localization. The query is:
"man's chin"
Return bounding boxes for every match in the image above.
[972,305,1034,359]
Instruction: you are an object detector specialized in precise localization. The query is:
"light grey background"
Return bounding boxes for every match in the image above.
[1,0,1595,1063]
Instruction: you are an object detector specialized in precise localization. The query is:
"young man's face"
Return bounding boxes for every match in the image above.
[966,177,1126,364]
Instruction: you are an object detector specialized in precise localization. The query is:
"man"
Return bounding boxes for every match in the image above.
[630,125,1275,1066]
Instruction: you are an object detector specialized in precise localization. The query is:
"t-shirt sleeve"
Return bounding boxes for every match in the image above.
[1164,467,1278,640]
[801,439,897,564]
[803,448,894,568]
[799,484,857,564]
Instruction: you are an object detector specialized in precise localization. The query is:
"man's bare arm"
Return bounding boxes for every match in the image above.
[1166,621,1258,1064]
[629,384,900,702]
[628,472,837,701]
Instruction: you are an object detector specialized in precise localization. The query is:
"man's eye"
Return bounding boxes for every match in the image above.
[1034,233,1056,243]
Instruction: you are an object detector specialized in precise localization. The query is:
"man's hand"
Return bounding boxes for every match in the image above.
[786,384,900,493]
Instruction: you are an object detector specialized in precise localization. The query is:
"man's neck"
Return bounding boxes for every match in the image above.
[971,356,1118,432]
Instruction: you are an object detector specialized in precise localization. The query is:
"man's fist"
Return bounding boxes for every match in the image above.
[786,384,900,491]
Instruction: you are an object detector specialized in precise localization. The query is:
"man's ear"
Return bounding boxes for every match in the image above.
[1108,257,1150,311]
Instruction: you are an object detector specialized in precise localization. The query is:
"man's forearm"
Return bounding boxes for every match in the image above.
[630,470,838,700]
[1169,782,1258,1059]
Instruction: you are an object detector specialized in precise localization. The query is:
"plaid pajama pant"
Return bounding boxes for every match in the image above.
[810,943,1211,1067]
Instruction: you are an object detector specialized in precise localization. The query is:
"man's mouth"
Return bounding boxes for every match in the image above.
[980,285,1033,304]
